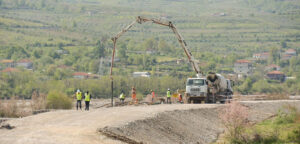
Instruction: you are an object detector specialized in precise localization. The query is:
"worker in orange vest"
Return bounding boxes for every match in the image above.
[151,90,155,103]
[131,87,137,104]
[178,93,183,103]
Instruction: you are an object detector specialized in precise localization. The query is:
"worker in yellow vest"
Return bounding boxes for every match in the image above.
[76,89,82,110]
[167,88,171,104]
[119,90,125,104]
[84,91,92,111]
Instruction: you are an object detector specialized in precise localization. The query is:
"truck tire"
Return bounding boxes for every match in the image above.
[212,94,216,103]
[187,98,191,104]
[205,96,210,103]
[183,93,190,104]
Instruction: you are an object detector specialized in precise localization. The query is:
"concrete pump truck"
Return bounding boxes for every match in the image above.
[109,16,233,105]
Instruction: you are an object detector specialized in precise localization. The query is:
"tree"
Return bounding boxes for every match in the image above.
[93,40,105,58]
[118,43,128,64]
[281,41,287,48]
[144,38,158,51]
[268,47,279,64]
[158,39,171,54]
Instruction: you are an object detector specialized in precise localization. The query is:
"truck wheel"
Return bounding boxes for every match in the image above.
[212,94,216,104]
[187,98,191,104]
[183,93,189,104]
[205,95,210,103]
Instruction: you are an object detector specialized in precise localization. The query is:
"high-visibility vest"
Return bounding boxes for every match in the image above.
[76,92,82,100]
[85,93,90,101]
[167,91,171,98]
[152,92,155,98]
[120,93,125,99]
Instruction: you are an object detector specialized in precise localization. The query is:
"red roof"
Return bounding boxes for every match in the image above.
[267,71,284,75]
[253,52,269,56]
[286,49,296,53]
[1,68,19,73]
[72,72,89,76]
[282,54,293,57]
[236,59,251,63]
[0,59,14,63]
[18,59,32,63]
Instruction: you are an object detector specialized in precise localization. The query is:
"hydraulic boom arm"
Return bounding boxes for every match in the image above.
[109,16,202,106]
[110,16,202,78]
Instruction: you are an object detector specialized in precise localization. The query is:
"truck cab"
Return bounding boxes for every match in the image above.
[185,78,208,103]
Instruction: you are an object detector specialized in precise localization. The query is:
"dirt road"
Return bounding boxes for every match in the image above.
[0,100,299,144]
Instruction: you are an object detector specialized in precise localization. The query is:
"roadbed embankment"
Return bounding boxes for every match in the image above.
[0,100,299,144]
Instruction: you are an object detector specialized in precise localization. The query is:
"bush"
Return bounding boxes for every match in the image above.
[31,91,47,111]
[46,91,72,109]
[0,97,29,118]
[0,99,18,118]
[219,101,249,143]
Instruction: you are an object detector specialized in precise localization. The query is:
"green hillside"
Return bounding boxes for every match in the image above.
[0,0,300,98]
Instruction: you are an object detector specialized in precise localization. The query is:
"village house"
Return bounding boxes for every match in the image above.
[253,52,270,60]
[281,54,294,60]
[72,72,89,79]
[0,59,14,68]
[1,67,19,73]
[132,72,151,78]
[16,59,33,69]
[72,72,99,79]
[266,71,285,82]
[265,64,280,71]
[285,49,297,56]
[280,49,297,60]
[234,60,252,78]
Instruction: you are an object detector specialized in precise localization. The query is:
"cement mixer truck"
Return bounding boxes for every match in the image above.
[184,73,233,104]
[205,72,233,103]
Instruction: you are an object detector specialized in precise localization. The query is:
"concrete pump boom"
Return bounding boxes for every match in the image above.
[109,16,202,106]
[110,16,201,78]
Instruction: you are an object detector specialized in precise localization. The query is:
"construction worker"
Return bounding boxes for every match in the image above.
[76,89,82,110]
[167,88,171,104]
[131,87,137,104]
[84,91,91,111]
[151,90,155,103]
[178,93,183,104]
[119,91,125,104]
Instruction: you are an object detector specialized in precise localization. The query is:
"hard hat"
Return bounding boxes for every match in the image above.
[168,88,170,91]
[77,89,80,92]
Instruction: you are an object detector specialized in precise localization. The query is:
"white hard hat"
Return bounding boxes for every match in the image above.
[168,88,170,91]
[77,89,80,92]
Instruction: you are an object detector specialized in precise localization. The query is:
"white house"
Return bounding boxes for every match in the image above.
[253,52,270,60]
[132,72,151,78]
[234,60,252,77]
[285,49,297,56]
[16,59,33,69]
[265,64,280,71]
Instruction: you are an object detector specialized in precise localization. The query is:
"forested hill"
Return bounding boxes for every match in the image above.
[0,0,300,98]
